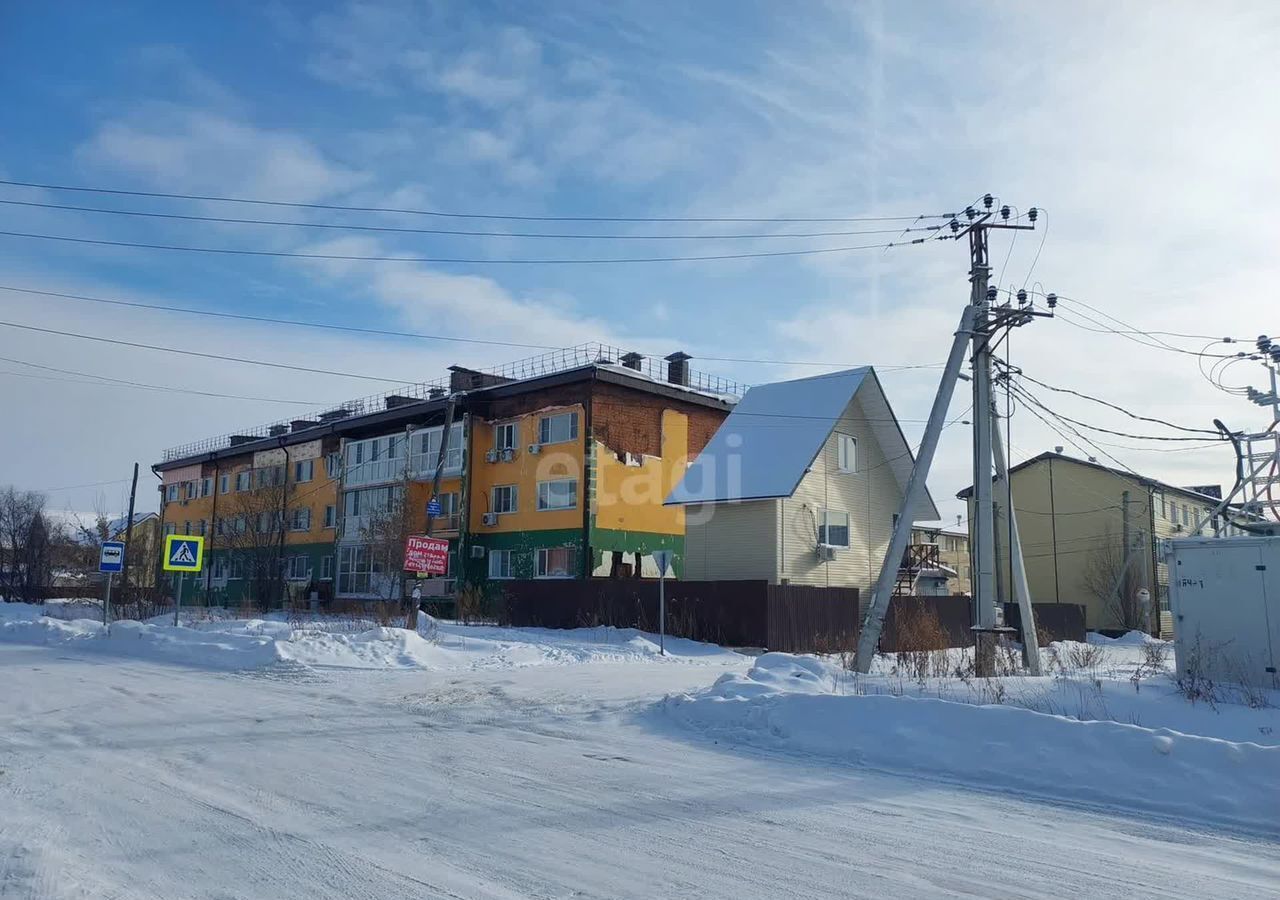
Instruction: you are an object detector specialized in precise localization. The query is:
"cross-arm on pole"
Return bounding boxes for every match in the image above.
[854,303,977,672]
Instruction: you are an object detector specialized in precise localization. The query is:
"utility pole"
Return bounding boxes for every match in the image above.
[858,195,1051,675]
[414,396,458,631]
[120,462,139,597]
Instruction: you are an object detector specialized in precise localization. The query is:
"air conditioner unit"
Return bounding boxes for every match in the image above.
[482,512,499,526]
[527,443,542,455]
[485,448,499,463]
[816,544,837,561]
[470,545,486,559]
[1173,523,1184,532]
[500,447,516,462]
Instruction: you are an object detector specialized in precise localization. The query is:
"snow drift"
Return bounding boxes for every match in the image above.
[661,653,1280,835]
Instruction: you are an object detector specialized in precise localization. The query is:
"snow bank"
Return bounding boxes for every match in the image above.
[1087,630,1162,646]
[0,604,745,673]
[661,653,1280,835]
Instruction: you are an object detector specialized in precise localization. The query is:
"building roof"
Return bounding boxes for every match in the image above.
[155,343,740,471]
[106,512,158,538]
[665,367,940,519]
[955,450,1230,507]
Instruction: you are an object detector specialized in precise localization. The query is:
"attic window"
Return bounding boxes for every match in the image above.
[836,433,857,473]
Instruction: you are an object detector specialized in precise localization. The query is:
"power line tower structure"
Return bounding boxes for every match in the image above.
[855,194,1053,676]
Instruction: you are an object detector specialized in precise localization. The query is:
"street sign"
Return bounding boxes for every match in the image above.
[426,497,442,517]
[99,541,125,574]
[404,534,449,575]
[652,549,674,577]
[163,534,205,572]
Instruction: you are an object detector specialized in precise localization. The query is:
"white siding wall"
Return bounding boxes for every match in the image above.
[682,500,777,580]
[779,394,905,605]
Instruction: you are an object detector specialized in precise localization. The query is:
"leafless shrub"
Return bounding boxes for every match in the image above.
[1176,633,1220,709]
[1063,642,1105,672]
[890,605,952,681]
[1141,640,1171,672]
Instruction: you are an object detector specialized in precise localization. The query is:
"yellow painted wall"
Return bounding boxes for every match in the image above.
[468,404,585,533]
[593,408,688,535]
[406,477,463,532]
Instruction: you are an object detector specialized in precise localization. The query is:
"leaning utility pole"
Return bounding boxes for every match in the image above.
[857,194,1051,675]
[120,462,140,595]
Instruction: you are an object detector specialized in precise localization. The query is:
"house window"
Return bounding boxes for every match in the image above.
[219,473,230,494]
[323,505,336,528]
[488,548,513,579]
[286,555,309,580]
[295,459,314,483]
[819,509,850,547]
[836,433,857,473]
[165,484,179,503]
[326,453,341,479]
[337,545,384,595]
[495,422,518,450]
[257,465,284,488]
[235,471,252,492]
[1159,496,1167,520]
[229,558,244,579]
[164,523,177,536]
[320,556,334,580]
[290,507,311,531]
[186,481,199,500]
[537,479,577,511]
[414,424,464,474]
[538,412,578,445]
[492,484,519,514]
[536,547,577,578]
[201,477,213,497]
[1182,504,1190,526]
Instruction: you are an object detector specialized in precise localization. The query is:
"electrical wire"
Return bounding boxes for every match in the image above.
[0,198,947,241]
[0,228,948,264]
[1020,210,1048,291]
[1006,368,1222,435]
[0,177,956,225]
[1010,381,1222,443]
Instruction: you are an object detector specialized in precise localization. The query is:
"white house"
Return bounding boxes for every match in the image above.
[666,367,938,604]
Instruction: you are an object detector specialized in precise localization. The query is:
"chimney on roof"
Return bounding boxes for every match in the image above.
[1054,445,1064,454]
[448,365,514,393]
[291,419,318,432]
[384,395,417,410]
[229,435,257,447]
[665,351,692,387]
[268,425,288,437]
[317,408,353,423]
[620,351,644,372]
[428,387,447,400]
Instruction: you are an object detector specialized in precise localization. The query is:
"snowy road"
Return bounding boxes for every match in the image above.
[2,644,1278,899]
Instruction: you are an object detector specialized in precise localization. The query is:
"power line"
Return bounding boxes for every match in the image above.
[0,284,947,372]
[0,355,325,405]
[0,228,946,265]
[1007,368,1221,435]
[0,198,947,241]
[1011,381,1220,442]
[0,178,954,225]
[0,320,411,383]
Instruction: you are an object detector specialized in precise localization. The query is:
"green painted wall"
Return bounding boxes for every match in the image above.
[464,528,581,582]
[589,527,685,577]
[176,542,336,608]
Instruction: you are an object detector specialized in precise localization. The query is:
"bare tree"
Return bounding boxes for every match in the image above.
[217,474,292,609]
[357,487,412,606]
[0,486,55,602]
[1080,528,1146,631]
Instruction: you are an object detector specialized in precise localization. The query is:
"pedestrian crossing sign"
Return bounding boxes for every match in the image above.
[163,534,205,572]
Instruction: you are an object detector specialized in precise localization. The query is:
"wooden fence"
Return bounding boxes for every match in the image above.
[497,579,858,652]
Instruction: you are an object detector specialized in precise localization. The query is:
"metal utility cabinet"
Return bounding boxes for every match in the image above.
[1165,535,1280,689]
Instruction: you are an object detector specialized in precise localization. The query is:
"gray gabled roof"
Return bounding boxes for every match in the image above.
[666,367,939,519]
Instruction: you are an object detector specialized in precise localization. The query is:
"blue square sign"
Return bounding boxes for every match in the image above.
[99,541,125,574]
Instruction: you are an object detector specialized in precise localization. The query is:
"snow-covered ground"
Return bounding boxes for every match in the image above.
[2,603,1279,898]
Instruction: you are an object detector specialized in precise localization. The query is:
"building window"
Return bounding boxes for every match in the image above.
[413,424,464,475]
[286,555,309,580]
[1159,496,1167,520]
[185,481,199,500]
[537,479,577,511]
[257,465,284,488]
[229,558,244,579]
[295,459,314,483]
[538,411,578,445]
[219,473,230,494]
[536,547,576,578]
[182,520,191,535]
[488,549,513,579]
[337,545,385,595]
[235,471,252,492]
[290,507,311,531]
[201,477,213,497]
[819,509,850,547]
[164,523,177,536]
[492,484,519,514]
[320,555,334,580]
[165,484,179,503]
[494,422,518,451]
[326,452,341,479]
[196,519,207,536]
[836,433,857,473]
[323,505,336,528]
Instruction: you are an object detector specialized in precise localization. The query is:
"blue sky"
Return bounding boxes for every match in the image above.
[3,1,1278,523]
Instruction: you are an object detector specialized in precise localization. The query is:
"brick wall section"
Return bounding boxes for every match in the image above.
[475,382,592,423]
[589,381,727,457]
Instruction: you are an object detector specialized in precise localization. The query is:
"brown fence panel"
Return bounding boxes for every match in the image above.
[764,584,859,653]
[881,595,974,652]
[1004,602,1086,644]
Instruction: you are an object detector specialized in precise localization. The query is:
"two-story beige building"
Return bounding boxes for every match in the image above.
[958,451,1246,634]
[666,367,937,611]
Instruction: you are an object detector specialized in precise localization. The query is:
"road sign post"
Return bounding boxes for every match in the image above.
[163,535,205,626]
[99,541,125,630]
[652,550,674,656]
